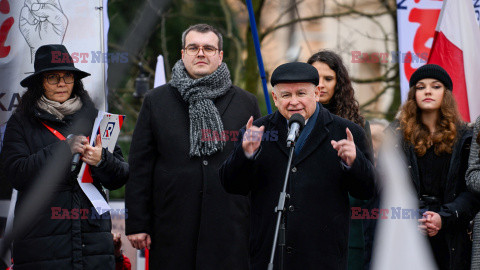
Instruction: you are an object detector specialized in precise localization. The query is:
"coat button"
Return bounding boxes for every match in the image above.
[288,205,295,212]
[286,246,293,253]
[291,167,297,173]
[82,244,85,248]
[408,166,411,169]
[203,160,208,166]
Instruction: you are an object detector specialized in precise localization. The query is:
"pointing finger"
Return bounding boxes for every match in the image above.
[246,116,253,130]
[346,128,354,142]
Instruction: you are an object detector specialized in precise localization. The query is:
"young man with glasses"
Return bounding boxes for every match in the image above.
[126,24,261,270]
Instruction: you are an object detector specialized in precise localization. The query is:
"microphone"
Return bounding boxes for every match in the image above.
[67,134,81,172]
[286,113,305,147]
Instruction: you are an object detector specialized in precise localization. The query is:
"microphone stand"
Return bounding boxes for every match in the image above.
[268,143,295,270]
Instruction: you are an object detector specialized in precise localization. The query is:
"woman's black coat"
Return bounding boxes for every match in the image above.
[125,84,261,269]
[0,99,128,270]
[393,123,480,270]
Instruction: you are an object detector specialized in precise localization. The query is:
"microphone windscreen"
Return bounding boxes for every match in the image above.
[289,113,305,129]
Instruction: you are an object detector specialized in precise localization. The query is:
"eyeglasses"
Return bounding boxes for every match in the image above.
[44,73,75,85]
[184,45,219,56]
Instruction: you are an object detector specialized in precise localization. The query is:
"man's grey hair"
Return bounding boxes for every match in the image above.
[181,24,223,50]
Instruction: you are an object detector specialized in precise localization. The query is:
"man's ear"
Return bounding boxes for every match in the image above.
[314,85,320,102]
[218,50,224,65]
[271,89,278,106]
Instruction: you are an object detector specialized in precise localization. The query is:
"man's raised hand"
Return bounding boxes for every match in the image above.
[242,116,264,156]
[331,127,356,166]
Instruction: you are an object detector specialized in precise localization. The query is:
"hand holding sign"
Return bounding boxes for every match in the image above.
[82,134,103,166]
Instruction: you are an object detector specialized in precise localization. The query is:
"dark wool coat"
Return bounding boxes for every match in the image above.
[392,123,480,270]
[0,99,128,270]
[125,84,261,270]
[220,107,375,270]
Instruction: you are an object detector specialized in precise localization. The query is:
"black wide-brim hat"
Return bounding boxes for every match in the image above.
[20,44,91,87]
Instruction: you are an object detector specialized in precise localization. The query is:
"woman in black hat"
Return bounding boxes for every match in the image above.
[0,44,128,269]
[392,64,479,270]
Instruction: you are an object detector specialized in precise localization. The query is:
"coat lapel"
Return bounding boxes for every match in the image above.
[271,111,290,157]
[215,87,235,116]
[293,107,331,166]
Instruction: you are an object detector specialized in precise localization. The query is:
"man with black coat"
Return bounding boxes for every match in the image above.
[220,62,375,269]
[125,24,261,269]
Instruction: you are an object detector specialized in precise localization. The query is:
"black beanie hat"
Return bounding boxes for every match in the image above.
[409,64,453,91]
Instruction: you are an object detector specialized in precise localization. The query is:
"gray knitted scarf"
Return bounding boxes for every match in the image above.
[170,60,232,157]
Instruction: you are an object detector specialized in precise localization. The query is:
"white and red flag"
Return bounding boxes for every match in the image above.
[428,0,480,122]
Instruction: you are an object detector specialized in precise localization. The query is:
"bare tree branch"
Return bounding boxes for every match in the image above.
[359,82,398,109]
[220,0,244,86]
[261,10,389,39]
[264,0,306,33]
[351,64,398,84]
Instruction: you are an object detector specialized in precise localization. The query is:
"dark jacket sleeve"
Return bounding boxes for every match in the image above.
[125,94,156,236]
[220,127,257,196]
[442,135,480,229]
[0,114,71,191]
[91,145,129,190]
[343,124,375,200]
[442,191,480,229]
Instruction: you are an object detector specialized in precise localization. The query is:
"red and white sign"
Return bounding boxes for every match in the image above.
[397,0,443,102]
[396,0,480,118]
[0,0,109,128]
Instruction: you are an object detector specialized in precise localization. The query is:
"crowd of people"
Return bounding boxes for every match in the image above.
[1,23,480,270]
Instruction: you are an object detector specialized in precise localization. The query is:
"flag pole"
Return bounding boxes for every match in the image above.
[245,0,272,114]
[98,0,108,112]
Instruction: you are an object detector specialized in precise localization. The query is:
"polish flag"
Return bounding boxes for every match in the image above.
[427,0,480,122]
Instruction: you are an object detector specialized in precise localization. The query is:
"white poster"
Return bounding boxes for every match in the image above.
[0,0,108,128]
[396,0,480,103]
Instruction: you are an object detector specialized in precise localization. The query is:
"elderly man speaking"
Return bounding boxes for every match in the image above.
[220,62,375,270]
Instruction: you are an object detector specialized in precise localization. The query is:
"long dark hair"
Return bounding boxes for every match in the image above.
[307,50,365,127]
[17,73,93,117]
